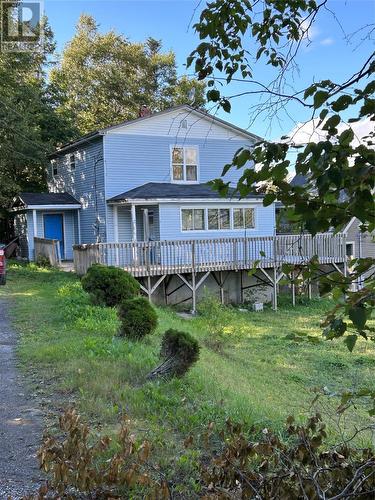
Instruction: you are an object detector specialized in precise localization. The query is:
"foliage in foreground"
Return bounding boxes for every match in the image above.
[37,408,169,498]
[147,329,200,380]
[201,413,375,499]
[35,409,375,499]
[118,296,158,339]
[81,264,140,307]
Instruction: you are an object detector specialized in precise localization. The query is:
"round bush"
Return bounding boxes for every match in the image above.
[160,329,200,374]
[81,264,140,307]
[118,297,158,339]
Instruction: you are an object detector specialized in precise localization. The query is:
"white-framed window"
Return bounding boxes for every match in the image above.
[171,146,198,182]
[180,207,256,232]
[51,160,57,177]
[181,208,205,231]
[69,154,76,171]
[233,208,255,229]
[208,208,230,230]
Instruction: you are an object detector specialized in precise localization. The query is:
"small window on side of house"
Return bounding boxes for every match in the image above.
[52,160,57,176]
[69,154,76,171]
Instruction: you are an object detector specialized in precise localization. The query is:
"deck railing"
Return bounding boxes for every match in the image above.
[73,233,346,277]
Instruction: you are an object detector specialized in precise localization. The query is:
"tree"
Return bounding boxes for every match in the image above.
[0,17,75,228]
[188,2,374,352]
[51,15,206,135]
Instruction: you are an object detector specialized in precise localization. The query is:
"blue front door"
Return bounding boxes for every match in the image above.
[44,214,64,258]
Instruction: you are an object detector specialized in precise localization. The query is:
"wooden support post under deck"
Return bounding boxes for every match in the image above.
[219,271,224,305]
[147,275,152,303]
[273,266,278,311]
[308,279,312,300]
[191,241,196,314]
[240,270,244,304]
[291,271,296,307]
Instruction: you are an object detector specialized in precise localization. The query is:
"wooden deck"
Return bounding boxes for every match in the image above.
[73,234,347,277]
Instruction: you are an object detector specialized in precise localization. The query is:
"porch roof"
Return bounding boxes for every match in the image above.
[11,192,81,211]
[107,182,264,204]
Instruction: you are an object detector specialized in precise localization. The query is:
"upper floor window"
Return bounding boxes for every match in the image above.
[51,160,57,177]
[69,154,76,171]
[171,146,198,182]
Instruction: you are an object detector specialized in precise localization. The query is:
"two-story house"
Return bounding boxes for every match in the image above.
[13,105,275,261]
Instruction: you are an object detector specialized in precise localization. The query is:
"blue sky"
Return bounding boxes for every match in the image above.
[44,0,375,140]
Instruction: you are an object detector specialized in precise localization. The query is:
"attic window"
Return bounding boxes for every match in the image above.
[51,160,57,176]
[69,154,76,171]
[181,119,188,129]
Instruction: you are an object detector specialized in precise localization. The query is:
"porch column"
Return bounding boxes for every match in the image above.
[131,204,137,242]
[77,210,82,244]
[113,205,119,266]
[32,209,38,261]
[32,209,38,237]
[113,205,119,242]
[131,204,138,264]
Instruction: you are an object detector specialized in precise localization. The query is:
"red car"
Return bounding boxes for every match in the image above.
[0,246,6,285]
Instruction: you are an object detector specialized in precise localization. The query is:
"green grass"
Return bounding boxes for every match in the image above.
[2,262,374,484]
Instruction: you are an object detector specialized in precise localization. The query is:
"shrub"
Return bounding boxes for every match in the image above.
[147,329,200,380]
[118,297,158,339]
[81,264,140,307]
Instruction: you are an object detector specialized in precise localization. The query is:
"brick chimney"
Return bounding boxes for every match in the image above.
[139,105,152,118]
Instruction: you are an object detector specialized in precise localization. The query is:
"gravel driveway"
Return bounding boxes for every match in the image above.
[0,299,44,499]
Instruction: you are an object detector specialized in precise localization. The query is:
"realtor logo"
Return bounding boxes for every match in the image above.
[1,1,43,52]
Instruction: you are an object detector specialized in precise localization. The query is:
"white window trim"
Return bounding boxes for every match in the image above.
[170,145,200,184]
[69,154,76,171]
[181,208,206,231]
[51,160,58,177]
[180,206,257,233]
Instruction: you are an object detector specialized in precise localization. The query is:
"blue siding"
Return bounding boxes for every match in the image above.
[159,202,275,241]
[104,134,254,199]
[48,138,106,244]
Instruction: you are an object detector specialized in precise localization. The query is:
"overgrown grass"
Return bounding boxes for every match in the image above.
[2,262,374,488]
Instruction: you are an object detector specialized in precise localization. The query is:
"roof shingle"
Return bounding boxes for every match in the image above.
[107,182,264,202]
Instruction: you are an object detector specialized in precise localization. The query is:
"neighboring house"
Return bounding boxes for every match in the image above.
[12,105,275,261]
[276,174,375,282]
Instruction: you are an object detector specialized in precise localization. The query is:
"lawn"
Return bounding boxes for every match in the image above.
[2,262,374,490]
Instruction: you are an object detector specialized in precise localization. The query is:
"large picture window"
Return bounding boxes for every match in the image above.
[181,207,256,232]
[182,209,205,231]
[171,146,198,182]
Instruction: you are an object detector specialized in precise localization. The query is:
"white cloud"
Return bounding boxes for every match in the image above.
[320,37,334,46]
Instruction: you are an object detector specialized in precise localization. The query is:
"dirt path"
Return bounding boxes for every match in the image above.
[0,299,43,499]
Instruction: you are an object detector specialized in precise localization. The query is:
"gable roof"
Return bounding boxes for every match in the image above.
[107,182,264,203]
[13,192,81,209]
[50,105,263,157]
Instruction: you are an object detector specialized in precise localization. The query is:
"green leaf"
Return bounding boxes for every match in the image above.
[263,193,276,206]
[348,306,367,330]
[344,334,357,352]
[207,89,220,102]
[339,128,354,146]
[221,99,231,113]
[331,95,353,112]
[313,90,329,109]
